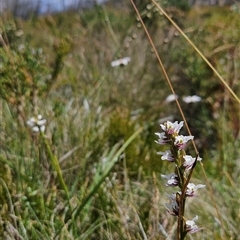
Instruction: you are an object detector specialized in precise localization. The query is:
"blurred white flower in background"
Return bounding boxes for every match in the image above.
[26,115,46,132]
[182,95,202,103]
[111,57,131,67]
[165,94,178,103]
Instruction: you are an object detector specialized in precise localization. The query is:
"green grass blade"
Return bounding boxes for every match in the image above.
[54,126,143,238]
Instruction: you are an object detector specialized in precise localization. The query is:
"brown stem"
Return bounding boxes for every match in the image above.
[177,178,185,240]
[178,154,199,239]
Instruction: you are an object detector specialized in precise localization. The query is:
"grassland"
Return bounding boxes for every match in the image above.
[0,1,239,239]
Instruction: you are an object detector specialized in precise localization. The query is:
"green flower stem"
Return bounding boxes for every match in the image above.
[40,132,69,200]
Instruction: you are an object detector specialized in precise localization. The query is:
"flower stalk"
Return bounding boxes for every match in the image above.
[27,115,69,200]
[156,121,204,239]
[40,131,69,200]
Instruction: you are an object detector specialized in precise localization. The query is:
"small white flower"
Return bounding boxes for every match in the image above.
[157,150,175,162]
[26,115,46,133]
[182,95,202,103]
[32,125,45,133]
[155,132,170,145]
[161,173,179,186]
[183,155,202,170]
[174,135,194,149]
[186,183,205,197]
[160,121,184,135]
[36,115,46,126]
[111,57,131,67]
[185,216,203,233]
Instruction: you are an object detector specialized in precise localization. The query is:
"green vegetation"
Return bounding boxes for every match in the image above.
[0,1,239,239]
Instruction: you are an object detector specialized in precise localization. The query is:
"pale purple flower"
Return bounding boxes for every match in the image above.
[165,193,179,216]
[161,173,179,186]
[155,132,170,145]
[26,115,46,133]
[183,155,202,170]
[174,135,194,150]
[185,216,203,233]
[186,183,205,197]
[160,121,184,135]
[157,150,175,162]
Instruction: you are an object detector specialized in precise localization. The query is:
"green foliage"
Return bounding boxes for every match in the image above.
[166,0,190,11]
[0,18,72,122]
[0,45,49,102]
[0,159,14,233]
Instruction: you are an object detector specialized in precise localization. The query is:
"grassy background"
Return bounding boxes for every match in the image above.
[0,1,239,239]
